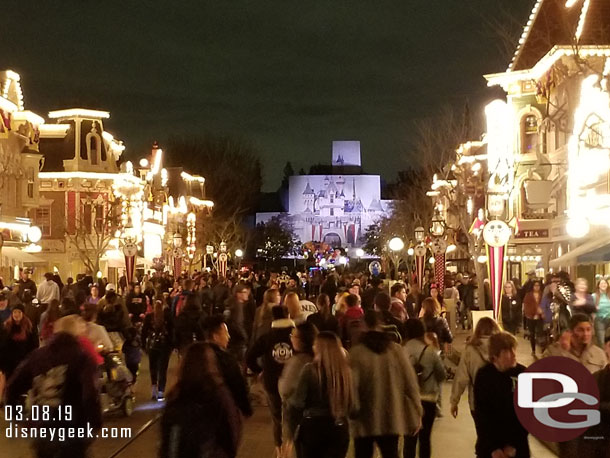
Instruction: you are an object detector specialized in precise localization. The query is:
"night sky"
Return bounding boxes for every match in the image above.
[2,0,532,190]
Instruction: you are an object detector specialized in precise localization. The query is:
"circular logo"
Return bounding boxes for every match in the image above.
[430,238,447,255]
[368,261,381,276]
[271,342,293,363]
[514,356,600,442]
[218,253,228,263]
[172,247,183,258]
[483,220,511,247]
[414,245,427,257]
[123,243,138,257]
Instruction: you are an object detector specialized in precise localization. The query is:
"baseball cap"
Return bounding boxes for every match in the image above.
[106,283,116,291]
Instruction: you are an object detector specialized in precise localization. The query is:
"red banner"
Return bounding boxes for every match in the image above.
[125,254,135,284]
[173,257,182,277]
[486,244,506,321]
[434,253,445,294]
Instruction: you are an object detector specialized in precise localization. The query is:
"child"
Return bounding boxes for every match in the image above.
[122,327,142,383]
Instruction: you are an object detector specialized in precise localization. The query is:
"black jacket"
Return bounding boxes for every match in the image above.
[161,387,241,458]
[174,304,204,351]
[6,332,102,431]
[210,343,253,417]
[422,315,453,345]
[474,363,529,458]
[246,318,294,393]
[142,309,174,351]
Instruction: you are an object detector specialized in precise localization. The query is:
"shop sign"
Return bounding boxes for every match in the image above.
[514,229,549,239]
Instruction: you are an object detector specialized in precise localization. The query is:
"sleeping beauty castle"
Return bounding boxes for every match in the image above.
[257,141,392,249]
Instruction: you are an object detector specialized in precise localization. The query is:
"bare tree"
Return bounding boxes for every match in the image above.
[66,199,119,274]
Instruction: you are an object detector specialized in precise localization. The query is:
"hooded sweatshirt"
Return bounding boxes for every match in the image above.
[246,318,294,393]
[349,331,422,438]
[450,337,490,412]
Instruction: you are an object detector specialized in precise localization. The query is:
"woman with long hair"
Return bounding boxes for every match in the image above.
[522,280,543,356]
[160,342,242,458]
[251,288,281,343]
[288,331,352,458]
[500,281,521,335]
[449,317,501,420]
[1,305,39,380]
[593,278,610,347]
[420,297,453,353]
[570,277,596,318]
[142,299,174,401]
[279,322,318,455]
[428,283,445,317]
[307,293,339,334]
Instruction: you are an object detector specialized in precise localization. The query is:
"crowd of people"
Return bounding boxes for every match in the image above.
[0,266,609,458]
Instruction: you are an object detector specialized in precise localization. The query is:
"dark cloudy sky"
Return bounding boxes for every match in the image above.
[1,0,532,190]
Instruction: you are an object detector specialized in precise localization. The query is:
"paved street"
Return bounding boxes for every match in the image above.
[0,328,558,458]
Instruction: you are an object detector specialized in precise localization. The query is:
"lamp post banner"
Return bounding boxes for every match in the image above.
[218,252,228,278]
[172,247,184,277]
[416,255,425,290]
[486,243,505,320]
[434,253,445,294]
[123,243,138,284]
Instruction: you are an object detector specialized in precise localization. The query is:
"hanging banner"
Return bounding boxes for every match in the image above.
[218,252,228,278]
[434,253,446,294]
[123,242,138,284]
[483,220,511,320]
[414,245,427,290]
[486,244,506,321]
[172,247,183,277]
[430,238,447,294]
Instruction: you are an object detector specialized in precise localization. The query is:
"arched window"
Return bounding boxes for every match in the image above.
[520,113,540,154]
[85,123,101,165]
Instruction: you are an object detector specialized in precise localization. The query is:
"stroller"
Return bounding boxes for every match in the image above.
[100,351,135,416]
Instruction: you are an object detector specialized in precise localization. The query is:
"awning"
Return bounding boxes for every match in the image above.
[101,249,146,268]
[1,246,46,264]
[550,233,610,267]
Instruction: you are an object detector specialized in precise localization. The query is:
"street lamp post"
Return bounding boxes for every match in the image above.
[235,248,244,270]
[388,237,404,280]
[172,231,184,277]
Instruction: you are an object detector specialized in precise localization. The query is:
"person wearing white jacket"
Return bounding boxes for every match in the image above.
[449,317,501,421]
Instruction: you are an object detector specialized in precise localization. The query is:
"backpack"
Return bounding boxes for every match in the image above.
[147,328,167,351]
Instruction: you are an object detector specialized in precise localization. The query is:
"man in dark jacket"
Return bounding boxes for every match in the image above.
[361,276,384,311]
[6,323,102,458]
[246,305,294,456]
[203,315,252,418]
[374,292,404,341]
[174,296,205,353]
[225,284,253,366]
[474,332,529,458]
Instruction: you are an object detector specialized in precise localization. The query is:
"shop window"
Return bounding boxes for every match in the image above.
[34,206,51,237]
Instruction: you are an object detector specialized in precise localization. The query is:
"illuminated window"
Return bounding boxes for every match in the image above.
[34,206,51,237]
[520,113,540,154]
[26,167,34,198]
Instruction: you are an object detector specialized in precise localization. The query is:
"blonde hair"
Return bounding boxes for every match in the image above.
[314,332,352,419]
[334,292,350,315]
[284,292,301,319]
[421,297,440,318]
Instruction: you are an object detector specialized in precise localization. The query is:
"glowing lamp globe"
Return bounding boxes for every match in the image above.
[414,227,425,242]
[356,248,365,257]
[27,226,42,243]
[566,218,589,239]
[477,255,488,264]
[388,237,404,252]
[407,247,414,256]
[428,257,435,264]
[235,249,244,258]
[338,256,348,265]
